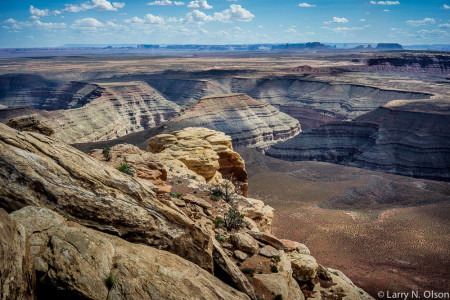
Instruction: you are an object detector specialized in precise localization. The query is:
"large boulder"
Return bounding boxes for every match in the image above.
[230,232,259,254]
[288,252,319,281]
[0,208,35,300]
[0,123,213,272]
[11,206,250,300]
[212,239,256,299]
[253,274,304,300]
[148,127,248,196]
[238,197,274,233]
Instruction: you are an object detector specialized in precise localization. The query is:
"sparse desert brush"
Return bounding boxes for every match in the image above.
[102,145,111,161]
[117,163,132,175]
[224,203,246,230]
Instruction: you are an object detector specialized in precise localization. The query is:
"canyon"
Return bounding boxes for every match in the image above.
[0,51,449,298]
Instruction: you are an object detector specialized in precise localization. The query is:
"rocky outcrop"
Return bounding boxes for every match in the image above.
[35,81,180,143]
[149,127,249,195]
[267,99,450,181]
[5,114,54,136]
[0,123,213,271]
[0,208,35,300]
[0,123,373,300]
[162,94,301,149]
[89,143,172,194]
[11,206,250,300]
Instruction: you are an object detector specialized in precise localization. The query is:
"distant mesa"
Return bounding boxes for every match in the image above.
[375,43,403,50]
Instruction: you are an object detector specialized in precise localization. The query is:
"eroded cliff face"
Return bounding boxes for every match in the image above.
[38,81,180,143]
[164,93,301,149]
[266,99,450,181]
[0,123,373,300]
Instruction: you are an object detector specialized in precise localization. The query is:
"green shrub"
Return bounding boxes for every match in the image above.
[241,267,255,275]
[215,233,226,243]
[105,273,115,290]
[210,194,220,202]
[224,203,246,230]
[117,163,132,176]
[270,265,279,273]
[256,296,265,300]
[169,192,182,198]
[274,295,283,300]
[102,145,111,161]
[213,216,225,229]
[211,188,224,197]
[272,255,281,262]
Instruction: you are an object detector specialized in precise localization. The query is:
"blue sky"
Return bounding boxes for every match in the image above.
[0,0,449,47]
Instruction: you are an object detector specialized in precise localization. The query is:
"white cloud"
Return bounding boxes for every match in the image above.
[124,16,146,24]
[72,17,104,29]
[29,5,50,18]
[187,0,212,9]
[148,0,173,5]
[146,14,165,24]
[286,28,297,33]
[383,9,389,12]
[174,1,185,5]
[444,4,450,9]
[214,4,254,22]
[63,0,123,12]
[298,3,316,7]
[324,17,349,24]
[34,20,67,30]
[124,14,165,24]
[4,18,17,24]
[360,18,366,22]
[184,10,213,24]
[438,23,450,28]
[92,0,118,11]
[323,26,364,32]
[113,2,125,8]
[63,3,92,13]
[369,1,400,5]
[258,25,264,28]
[406,18,436,26]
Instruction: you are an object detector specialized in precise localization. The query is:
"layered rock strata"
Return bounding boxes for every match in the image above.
[35,81,180,144]
[165,94,301,149]
[267,99,450,181]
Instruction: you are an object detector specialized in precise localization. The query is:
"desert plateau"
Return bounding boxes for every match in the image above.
[1,0,450,299]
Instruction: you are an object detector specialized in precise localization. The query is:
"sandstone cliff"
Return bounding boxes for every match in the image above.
[163,93,301,149]
[0,123,373,300]
[266,99,450,181]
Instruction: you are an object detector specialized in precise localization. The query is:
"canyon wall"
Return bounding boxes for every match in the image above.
[37,81,180,143]
[266,99,450,181]
[163,93,301,149]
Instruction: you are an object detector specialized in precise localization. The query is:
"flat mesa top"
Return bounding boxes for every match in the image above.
[201,93,247,100]
[91,81,142,87]
[385,99,450,115]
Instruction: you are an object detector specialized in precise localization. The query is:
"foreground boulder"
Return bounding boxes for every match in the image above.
[0,123,213,272]
[11,206,250,300]
[149,127,248,196]
[0,208,35,300]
